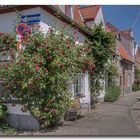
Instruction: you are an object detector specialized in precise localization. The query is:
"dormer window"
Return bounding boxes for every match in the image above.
[117,32,121,41]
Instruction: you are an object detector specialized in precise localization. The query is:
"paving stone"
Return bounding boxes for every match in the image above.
[17,91,140,136]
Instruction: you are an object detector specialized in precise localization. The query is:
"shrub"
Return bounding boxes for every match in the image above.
[104,86,121,102]
[0,29,94,128]
[0,103,7,121]
[132,81,140,91]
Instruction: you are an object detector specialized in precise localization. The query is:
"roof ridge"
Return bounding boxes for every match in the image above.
[106,22,119,32]
[79,5,100,9]
[106,22,133,40]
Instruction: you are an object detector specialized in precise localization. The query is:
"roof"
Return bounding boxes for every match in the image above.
[122,29,131,36]
[119,45,133,63]
[135,57,140,64]
[106,22,133,40]
[105,25,111,33]
[105,22,119,33]
[73,5,100,25]
[73,5,84,26]
[79,5,100,21]
[52,5,101,26]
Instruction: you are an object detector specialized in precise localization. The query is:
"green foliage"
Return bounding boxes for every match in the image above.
[0,103,9,133]
[88,23,115,77]
[132,68,140,91]
[104,86,121,102]
[0,29,94,128]
[105,60,118,86]
[86,23,115,104]
[132,82,140,91]
[0,33,17,52]
[135,67,140,80]
[0,103,7,120]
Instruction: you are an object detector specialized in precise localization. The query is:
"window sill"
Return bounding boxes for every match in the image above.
[74,94,85,98]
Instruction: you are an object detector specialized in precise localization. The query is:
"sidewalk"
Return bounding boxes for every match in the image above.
[18,92,140,136]
[131,98,140,132]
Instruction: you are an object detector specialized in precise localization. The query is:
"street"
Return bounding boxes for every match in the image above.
[18,91,140,136]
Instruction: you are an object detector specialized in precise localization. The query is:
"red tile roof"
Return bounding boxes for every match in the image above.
[79,5,100,21]
[106,22,133,40]
[119,45,133,63]
[73,5,84,25]
[105,22,119,33]
[105,25,111,33]
[74,5,100,25]
[122,29,131,36]
[53,5,101,26]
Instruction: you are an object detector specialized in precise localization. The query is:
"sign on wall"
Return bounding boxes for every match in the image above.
[16,23,31,36]
[21,14,41,24]
[16,23,31,51]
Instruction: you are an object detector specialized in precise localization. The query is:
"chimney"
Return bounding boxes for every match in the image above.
[129,28,134,37]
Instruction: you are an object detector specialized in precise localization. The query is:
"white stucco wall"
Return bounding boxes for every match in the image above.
[86,21,94,28]
[0,7,41,33]
[94,7,105,26]
[40,8,86,43]
[80,71,91,108]
[85,7,105,29]
[0,7,90,105]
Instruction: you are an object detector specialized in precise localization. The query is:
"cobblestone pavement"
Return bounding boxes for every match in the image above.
[18,92,140,136]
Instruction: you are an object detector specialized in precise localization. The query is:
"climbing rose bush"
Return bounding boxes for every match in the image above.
[0,29,94,128]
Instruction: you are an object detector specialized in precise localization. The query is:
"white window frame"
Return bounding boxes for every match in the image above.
[0,51,10,61]
[70,73,86,97]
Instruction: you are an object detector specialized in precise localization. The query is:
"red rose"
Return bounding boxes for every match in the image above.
[48,27,53,33]
[44,107,48,112]
[38,61,43,66]
[46,68,48,74]
[89,64,96,70]
[48,56,52,61]
[81,68,86,73]
[43,41,46,45]
[21,107,26,112]
[63,23,67,28]
[50,108,57,113]
[59,64,64,69]
[74,30,77,35]
[12,104,16,107]
[35,66,40,71]
[46,49,49,54]
[35,76,40,80]
[28,81,33,89]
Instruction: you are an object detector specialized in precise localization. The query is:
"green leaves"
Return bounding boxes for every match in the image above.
[85,24,115,105]
[0,29,93,128]
[0,103,7,120]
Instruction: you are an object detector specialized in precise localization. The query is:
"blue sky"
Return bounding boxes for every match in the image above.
[102,5,140,45]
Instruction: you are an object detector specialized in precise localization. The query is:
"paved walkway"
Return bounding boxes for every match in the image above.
[18,92,140,136]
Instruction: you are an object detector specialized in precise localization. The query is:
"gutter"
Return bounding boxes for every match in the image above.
[0,5,92,37]
[43,5,92,36]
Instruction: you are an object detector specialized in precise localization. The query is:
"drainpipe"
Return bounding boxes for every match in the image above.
[122,64,125,96]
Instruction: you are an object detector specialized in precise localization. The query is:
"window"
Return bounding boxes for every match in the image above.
[0,51,10,61]
[70,74,85,97]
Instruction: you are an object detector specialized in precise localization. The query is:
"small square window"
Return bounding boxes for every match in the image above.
[70,74,85,97]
